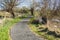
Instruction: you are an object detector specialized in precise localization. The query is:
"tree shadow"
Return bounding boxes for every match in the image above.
[47,31,60,38]
[38,28,48,32]
[38,28,60,38]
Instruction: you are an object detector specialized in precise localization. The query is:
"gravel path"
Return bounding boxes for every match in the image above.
[10,18,44,40]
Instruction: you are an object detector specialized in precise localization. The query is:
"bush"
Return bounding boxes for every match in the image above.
[30,18,39,25]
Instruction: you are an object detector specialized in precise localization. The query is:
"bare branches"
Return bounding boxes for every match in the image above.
[0,0,23,18]
[0,0,23,10]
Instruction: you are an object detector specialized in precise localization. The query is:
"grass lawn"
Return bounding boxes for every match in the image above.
[0,18,21,40]
[29,24,60,40]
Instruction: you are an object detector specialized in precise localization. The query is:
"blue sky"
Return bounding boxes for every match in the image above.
[17,0,41,8]
[17,0,32,8]
[17,0,59,8]
[0,0,59,9]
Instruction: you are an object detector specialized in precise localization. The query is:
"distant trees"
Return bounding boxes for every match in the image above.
[30,0,60,24]
[22,6,30,14]
[0,0,23,18]
[40,0,60,20]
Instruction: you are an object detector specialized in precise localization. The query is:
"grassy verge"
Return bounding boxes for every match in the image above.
[29,24,60,40]
[0,18,21,40]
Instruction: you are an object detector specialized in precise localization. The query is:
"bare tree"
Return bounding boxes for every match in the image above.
[30,0,35,16]
[55,0,60,17]
[30,0,41,16]
[50,0,59,18]
[0,0,23,18]
[40,0,49,24]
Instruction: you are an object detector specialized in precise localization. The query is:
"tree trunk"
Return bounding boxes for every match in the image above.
[11,11,15,18]
[6,8,15,18]
[31,7,34,16]
[42,16,47,24]
[10,8,15,18]
[11,12,15,18]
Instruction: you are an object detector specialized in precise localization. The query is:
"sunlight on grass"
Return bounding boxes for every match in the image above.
[29,24,60,40]
[0,18,21,40]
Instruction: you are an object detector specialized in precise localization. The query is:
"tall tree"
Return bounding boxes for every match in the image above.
[30,0,35,16]
[30,0,41,16]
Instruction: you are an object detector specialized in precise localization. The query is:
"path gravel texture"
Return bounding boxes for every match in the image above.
[10,18,44,40]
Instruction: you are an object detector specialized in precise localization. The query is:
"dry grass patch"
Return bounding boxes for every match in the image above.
[29,23,60,40]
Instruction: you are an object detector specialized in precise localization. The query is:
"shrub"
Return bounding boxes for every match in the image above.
[30,18,39,25]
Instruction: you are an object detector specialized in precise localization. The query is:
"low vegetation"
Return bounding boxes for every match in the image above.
[0,18,21,40]
[29,17,60,40]
[29,24,60,40]
[0,0,60,40]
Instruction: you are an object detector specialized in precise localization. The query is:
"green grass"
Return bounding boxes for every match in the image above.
[0,18,21,40]
[29,24,60,40]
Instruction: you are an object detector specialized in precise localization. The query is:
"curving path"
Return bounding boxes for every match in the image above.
[10,18,44,40]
